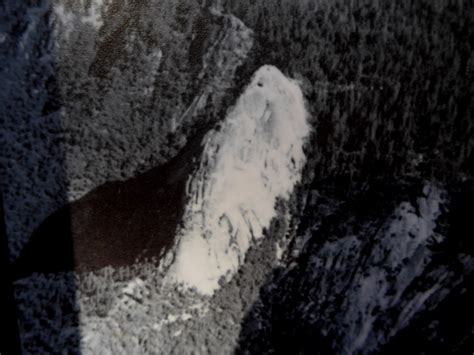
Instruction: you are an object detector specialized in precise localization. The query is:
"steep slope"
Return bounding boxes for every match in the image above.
[5,1,473,353]
[12,130,205,278]
[13,65,308,280]
[12,65,309,353]
[1,0,253,261]
[163,65,310,295]
[236,181,474,354]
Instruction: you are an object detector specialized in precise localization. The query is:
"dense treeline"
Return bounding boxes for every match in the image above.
[55,0,205,197]
[1,0,225,255]
[223,0,474,182]
[42,0,255,206]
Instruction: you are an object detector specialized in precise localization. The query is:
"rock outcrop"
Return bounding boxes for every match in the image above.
[164,65,310,295]
[236,182,474,354]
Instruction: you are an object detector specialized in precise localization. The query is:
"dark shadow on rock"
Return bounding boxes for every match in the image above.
[13,128,206,276]
[381,272,474,355]
[234,180,474,354]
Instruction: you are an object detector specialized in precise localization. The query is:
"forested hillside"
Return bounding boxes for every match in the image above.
[1,0,253,257]
[223,0,473,182]
[2,0,473,353]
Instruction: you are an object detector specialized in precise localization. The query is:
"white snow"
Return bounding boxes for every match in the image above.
[164,65,310,295]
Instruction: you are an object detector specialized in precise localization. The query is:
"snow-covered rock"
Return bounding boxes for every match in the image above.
[164,65,310,295]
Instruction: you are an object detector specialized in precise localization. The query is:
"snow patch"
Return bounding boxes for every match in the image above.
[164,65,310,295]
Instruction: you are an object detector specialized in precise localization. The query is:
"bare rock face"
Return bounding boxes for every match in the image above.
[236,182,474,354]
[11,65,310,353]
[163,65,310,295]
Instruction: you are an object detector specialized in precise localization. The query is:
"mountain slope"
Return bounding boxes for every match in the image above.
[13,128,207,278]
[163,65,310,295]
[236,181,474,354]
[4,1,473,353]
[1,0,254,261]
[13,65,309,284]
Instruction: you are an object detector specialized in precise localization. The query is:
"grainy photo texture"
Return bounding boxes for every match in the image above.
[0,0,473,353]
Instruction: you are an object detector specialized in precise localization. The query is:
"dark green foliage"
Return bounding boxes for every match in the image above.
[224,0,474,182]
[53,0,213,198]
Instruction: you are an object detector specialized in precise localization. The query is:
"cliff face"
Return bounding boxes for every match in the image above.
[236,182,474,353]
[164,65,309,295]
[12,65,310,353]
